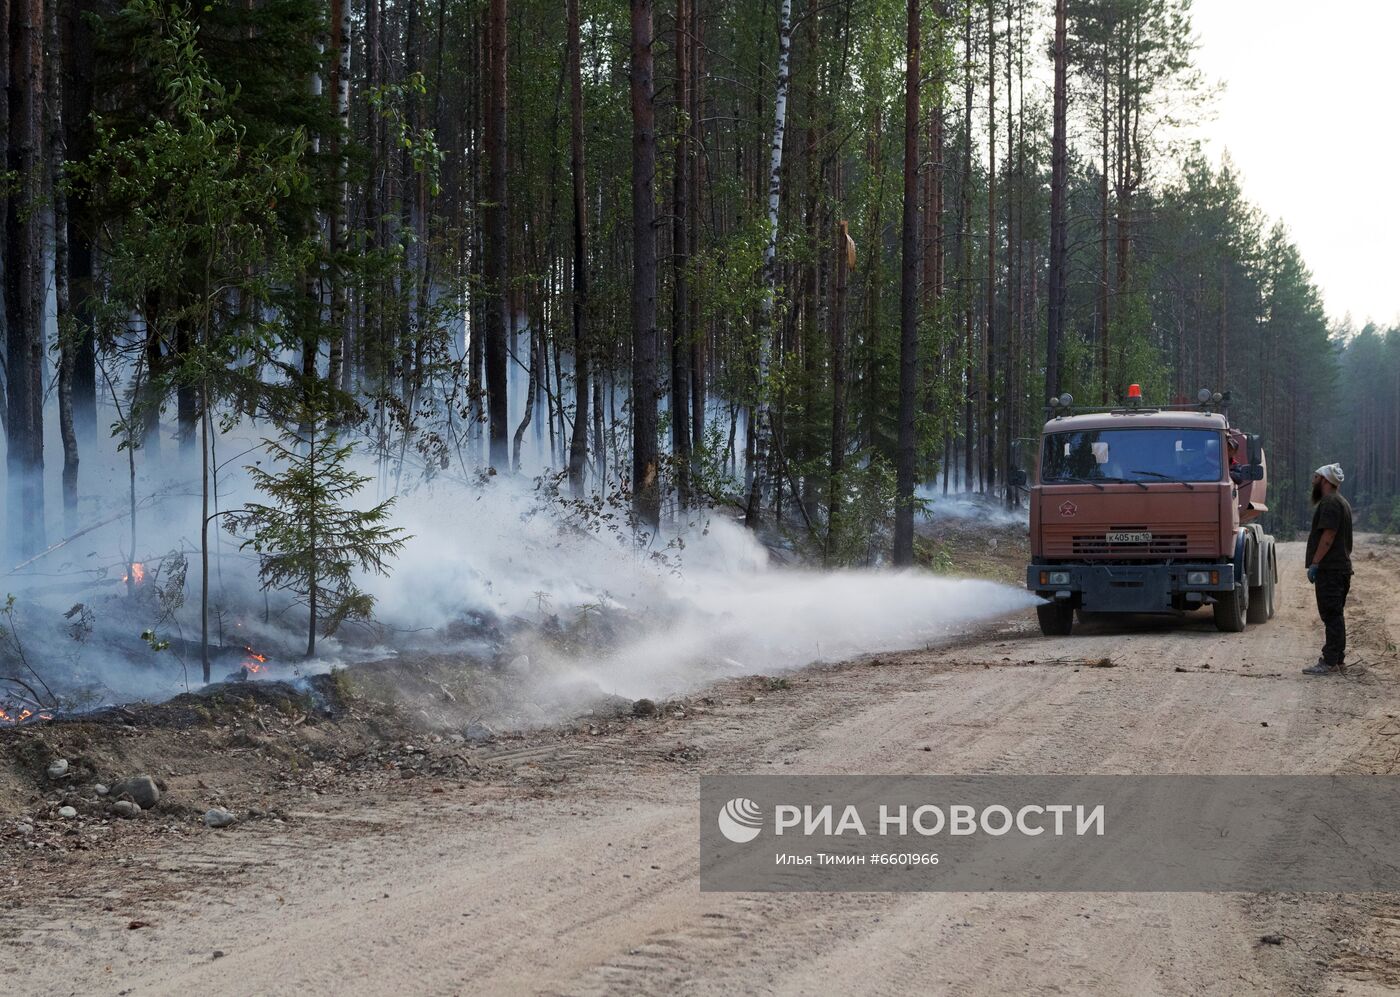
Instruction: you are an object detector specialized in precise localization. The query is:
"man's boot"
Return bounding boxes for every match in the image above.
[1302,659,1338,676]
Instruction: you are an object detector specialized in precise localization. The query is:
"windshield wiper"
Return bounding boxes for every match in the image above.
[1128,470,1196,490]
[1101,475,1150,491]
[1050,475,1105,491]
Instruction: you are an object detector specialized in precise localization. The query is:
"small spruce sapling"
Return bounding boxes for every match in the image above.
[228,392,408,656]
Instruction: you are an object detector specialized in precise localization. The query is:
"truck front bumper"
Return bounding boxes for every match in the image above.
[1026,563,1237,614]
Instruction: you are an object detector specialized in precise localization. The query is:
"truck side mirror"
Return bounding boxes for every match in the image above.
[1009,468,1028,487]
[1245,464,1265,481]
[1246,434,1262,465]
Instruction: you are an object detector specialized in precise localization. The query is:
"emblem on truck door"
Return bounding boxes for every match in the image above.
[1059,501,1077,517]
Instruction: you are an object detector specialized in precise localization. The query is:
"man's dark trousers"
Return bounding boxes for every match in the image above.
[1315,569,1351,667]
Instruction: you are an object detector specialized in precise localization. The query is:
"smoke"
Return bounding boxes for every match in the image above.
[0,438,1037,720]
[368,479,1039,703]
[917,482,1030,530]
[1,345,1034,723]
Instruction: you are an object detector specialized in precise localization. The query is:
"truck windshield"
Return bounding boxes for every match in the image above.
[1040,428,1223,484]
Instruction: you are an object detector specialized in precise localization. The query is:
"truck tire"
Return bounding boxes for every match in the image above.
[1214,582,1248,632]
[1246,554,1274,624]
[1037,602,1074,636]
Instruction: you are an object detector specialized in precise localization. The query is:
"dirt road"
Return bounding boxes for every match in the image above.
[5,539,1400,995]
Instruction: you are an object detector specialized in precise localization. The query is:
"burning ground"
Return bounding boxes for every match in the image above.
[1,468,1036,731]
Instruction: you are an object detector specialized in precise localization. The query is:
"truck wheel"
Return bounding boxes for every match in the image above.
[1246,561,1274,624]
[1037,602,1074,636]
[1214,583,1248,632]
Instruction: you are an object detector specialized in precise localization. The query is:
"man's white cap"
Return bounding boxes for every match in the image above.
[1314,463,1345,486]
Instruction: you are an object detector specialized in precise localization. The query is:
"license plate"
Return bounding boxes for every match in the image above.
[1107,531,1152,544]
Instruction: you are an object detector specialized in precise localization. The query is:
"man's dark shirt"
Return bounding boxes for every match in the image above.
[1306,493,1353,573]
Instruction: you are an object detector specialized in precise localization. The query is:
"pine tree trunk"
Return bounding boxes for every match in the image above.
[1098,27,1110,403]
[565,0,590,496]
[960,3,974,492]
[670,0,692,509]
[1217,258,1227,387]
[892,0,920,566]
[1002,0,1015,506]
[201,385,211,682]
[630,0,660,527]
[485,0,511,469]
[363,0,381,389]
[828,216,849,564]
[61,2,95,445]
[47,0,77,533]
[983,0,995,495]
[467,10,485,463]
[1045,0,1068,403]
[1,0,10,441]
[5,0,48,561]
[307,430,317,658]
[328,0,351,393]
[688,0,705,455]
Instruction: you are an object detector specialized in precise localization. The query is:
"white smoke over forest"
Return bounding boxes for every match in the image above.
[1,378,1036,723]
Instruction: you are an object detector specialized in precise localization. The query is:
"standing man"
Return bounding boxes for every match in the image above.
[1303,463,1353,675]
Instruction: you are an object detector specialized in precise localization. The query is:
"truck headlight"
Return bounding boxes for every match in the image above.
[1186,570,1210,586]
[1047,571,1071,585]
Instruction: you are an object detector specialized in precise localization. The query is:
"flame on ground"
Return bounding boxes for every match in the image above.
[120,562,147,585]
[0,706,54,726]
[242,647,268,675]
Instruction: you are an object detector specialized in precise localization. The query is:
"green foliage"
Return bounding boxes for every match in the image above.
[368,73,444,196]
[38,0,1394,565]
[227,387,410,652]
[818,454,901,568]
[74,0,322,427]
[140,629,171,653]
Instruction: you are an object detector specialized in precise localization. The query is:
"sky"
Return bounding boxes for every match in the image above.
[1189,0,1400,328]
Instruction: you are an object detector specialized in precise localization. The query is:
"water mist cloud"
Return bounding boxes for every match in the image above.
[366,478,1039,703]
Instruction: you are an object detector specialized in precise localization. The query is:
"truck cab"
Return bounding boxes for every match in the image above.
[1024,390,1278,636]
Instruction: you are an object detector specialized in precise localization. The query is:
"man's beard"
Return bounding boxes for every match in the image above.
[1311,480,1324,505]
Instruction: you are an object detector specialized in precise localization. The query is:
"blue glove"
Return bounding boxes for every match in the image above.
[1307,564,1319,584]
